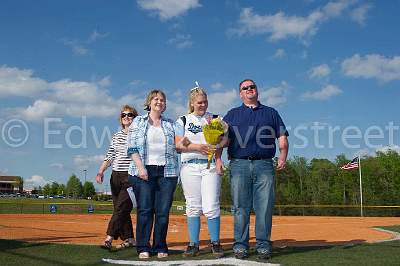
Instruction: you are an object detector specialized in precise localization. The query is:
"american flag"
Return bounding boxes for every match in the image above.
[340,157,359,170]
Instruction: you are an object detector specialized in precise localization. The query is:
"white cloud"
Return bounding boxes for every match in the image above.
[166,100,187,120]
[0,168,8,175]
[42,79,123,118]
[160,90,191,120]
[17,100,119,121]
[322,0,353,18]
[173,89,183,98]
[376,145,400,154]
[62,39,89,56]
[273,48,286,58]
[208,89,238,115]
[73,155,104,170]
[73,46,89,56]
[117,94,144,113]
[62,30,109,56]
[137,0,201,21]
[309,64,331,79]
[350,4,372,26]
[50,79,112,104]
[259,81,289,107]
[229,7,321,41]
[0,66,48,97]
[97,76,111,87]
[167,34,193,49]
[118,94,144,108]
[25,175,49,189]
[342,54,400,83]
[88,30,110,43]
[66,104,119,119]
[301,50,308,59]
[129,79,147,86]
[164,87,238,119]
[49,163,64,170]
[210,82,224,90]
[302,84,342,100]
[353,148,372,158]
[229,1,358,42]
[20,100,61,121]
[1,66,141,121]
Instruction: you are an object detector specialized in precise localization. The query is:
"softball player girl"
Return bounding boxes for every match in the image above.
[175,86,225,258]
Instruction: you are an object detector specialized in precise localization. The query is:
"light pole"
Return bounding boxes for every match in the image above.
[83,169,87,183]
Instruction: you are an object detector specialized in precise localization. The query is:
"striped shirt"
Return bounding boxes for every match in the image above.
[104,130,130,171]
[127,113,178,177]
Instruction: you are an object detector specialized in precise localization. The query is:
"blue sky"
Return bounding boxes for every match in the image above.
[0,0,399,190]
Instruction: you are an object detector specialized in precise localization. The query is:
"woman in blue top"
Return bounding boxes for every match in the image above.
[127,90,178,259]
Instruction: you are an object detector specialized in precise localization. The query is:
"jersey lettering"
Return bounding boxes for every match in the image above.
[187,122,202,134]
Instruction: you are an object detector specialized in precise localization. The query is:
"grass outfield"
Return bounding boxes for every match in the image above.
[377,225,400,233]
[0,198,188,215]
[0,198,113,214]
[1,229,399,266]
[0,198,185,204]
[0,198,102,204]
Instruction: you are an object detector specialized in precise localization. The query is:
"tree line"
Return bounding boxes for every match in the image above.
[33,174,96,199]
[173,150,400,213]
[31,150,400,213]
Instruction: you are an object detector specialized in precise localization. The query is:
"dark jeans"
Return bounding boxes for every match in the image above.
[106,171,134,240]
[131,165,177,253]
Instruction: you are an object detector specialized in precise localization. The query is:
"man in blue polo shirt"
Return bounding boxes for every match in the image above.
[223,79,289,260]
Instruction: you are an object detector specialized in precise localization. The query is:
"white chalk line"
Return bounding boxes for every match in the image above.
[371,228,400,243]
[102,257,279,266]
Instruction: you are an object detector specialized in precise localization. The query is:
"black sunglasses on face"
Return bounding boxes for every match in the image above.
[121,112,134,118]
[241,84,257,91]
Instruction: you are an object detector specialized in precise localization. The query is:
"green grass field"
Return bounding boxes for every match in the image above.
[0,197,102,204]
[0,198,186,205]
[377,225,400,233]
[1,227,399,266]
[1,199,400,265]
[2,198,400,216]
[0,198,189,215]
[0,198,113,214]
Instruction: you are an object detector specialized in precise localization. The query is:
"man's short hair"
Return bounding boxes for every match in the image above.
[239,79,256,90]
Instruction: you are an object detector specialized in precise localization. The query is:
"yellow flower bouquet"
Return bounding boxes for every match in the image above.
[202,117,227,169]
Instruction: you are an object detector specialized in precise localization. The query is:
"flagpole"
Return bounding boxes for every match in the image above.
[358,156,363,217]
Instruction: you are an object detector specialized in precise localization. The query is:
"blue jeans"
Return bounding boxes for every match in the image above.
[130,165,177,253]
[230,159,275,253]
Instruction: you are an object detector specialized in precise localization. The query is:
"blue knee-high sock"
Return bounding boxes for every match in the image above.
[207,216,220,243]
[187,216,200,245]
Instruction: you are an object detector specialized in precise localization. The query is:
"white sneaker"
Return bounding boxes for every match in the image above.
[139,252,150,259]
[157,252,168,258]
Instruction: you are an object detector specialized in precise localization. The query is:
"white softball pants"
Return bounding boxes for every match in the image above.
[180,163,221,219]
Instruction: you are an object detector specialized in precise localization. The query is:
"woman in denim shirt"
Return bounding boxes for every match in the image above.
[127,90,178,259]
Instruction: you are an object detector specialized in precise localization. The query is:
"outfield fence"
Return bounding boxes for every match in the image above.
[272,204,400,217]
[1,201,400,216]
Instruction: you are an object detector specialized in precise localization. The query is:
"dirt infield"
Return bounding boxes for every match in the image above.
[1,214,399,249]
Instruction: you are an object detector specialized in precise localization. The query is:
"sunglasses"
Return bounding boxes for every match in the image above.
[121,112,134,118]
[241,84,257,91]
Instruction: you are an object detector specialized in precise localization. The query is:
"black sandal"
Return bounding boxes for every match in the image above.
[101,240,112,250]
[115,240,135,250]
